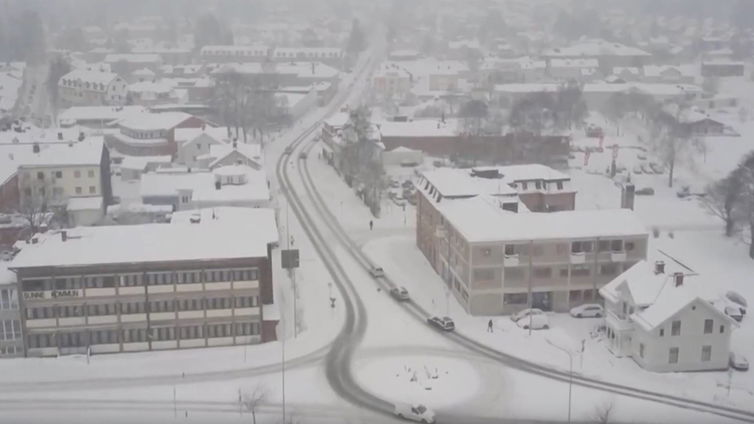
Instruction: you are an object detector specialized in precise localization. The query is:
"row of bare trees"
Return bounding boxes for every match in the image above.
[211,70,291,144]
[339,106,386,217]
[705,151,754,258]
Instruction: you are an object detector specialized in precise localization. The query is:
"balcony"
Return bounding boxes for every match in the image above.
[503,254,519,266]
[611,251,627,262]
[570,252,586,264]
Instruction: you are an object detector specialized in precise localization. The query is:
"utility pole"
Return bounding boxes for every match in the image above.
[547,340,573,424]
[528,240,533,337]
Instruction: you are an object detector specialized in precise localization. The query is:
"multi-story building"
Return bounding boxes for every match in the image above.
[200,45,271,63]
[9,221,277,357]
[600,260,736,372]
[58,69,128,107]
[416,166,647,315]
[372,63,412,101]
[17,137,112,210]
[105,111,207,156]
[0,264,23,357]
[270,47,345,68]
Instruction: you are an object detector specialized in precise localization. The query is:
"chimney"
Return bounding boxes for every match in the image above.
[674,272,684,287]
[57,131,63,140]
[654,260,665,274]
[61,231,67,242]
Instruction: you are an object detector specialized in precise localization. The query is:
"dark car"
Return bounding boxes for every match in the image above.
[635,187,655,196]
[390,287,410,301]
[427,316,455,331]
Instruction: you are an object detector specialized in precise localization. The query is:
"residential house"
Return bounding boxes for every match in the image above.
[58,70,128,107]
[600,260,736,372]
[174,126,230,168]
[701,61,745,78]
[372,63,412,101]
[198,142,263,171]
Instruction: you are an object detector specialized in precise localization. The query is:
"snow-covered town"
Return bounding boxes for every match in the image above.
[2,0,754,423]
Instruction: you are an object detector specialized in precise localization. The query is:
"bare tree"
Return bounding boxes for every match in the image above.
[17,196,53,236]
[240,385,267,424]
[735,154,754,259]
[650,103,704,188]
[704,170,744,237]
[592,399,615,424]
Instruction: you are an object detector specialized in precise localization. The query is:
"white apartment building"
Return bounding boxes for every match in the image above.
[58,69,128,107]
[0,264,22,357]
[600,260,736,372]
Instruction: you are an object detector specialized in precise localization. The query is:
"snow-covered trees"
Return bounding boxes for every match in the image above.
[706,152,754,258]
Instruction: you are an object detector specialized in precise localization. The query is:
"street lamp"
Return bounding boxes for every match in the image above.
[546,339,573,424]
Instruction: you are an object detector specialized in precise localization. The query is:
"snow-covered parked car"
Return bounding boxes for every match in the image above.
[394,403,436,423]
[725,305,744,322]
[427,316,455,331]
[517,314,550,330]
[369,266,385,278]
[570,304,604,318]
[510,308,544,322]
[730,352,749,371]
[390,287,410,301]
[726,291,747,315]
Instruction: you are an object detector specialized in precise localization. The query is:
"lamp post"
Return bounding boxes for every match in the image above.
[546,339,573,424]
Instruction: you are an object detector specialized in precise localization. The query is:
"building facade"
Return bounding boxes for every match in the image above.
[59,70,128,107]
[9,224,276,357]
[0,265,23,357]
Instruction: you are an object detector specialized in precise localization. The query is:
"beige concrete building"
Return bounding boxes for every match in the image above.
[416,166,647,315]
[59,69,128,107]
[9,219,278,357]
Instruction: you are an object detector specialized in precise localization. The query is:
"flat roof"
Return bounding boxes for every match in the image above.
[66,196,103,211]
[438,195,646,243]
[10,223,272,269]
[17,138,104,168]
[170,207,278,244]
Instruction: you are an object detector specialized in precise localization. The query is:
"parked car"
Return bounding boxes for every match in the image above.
[368,266,385,278]
[726,291,748,314]
[390,287,410,301]
[284,146,293,155]
[298,151,307,159]
[517,314,550,330]
[730,352,750,371]
[640,162,654,174]
[585,124,604,138]
[725,305,744,322]
[570,304,604,318]
[427,316,455,331]
[649,162,665,174]
[394,403,436,423]
[510,308,544,322]
[635,187,655,196]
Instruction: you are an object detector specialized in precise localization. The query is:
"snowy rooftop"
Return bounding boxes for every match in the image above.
[58,105,147,124]
[600,259,694,307]
[104,53,161,63]
[494,82,702,97]
[378,119,458,138]
[10,223,272,269]
[60,69,121,86]
[117,112,195,131]
[140,168,269,203]
[0,71,23,112]
[120,155,172,170]
[174,126,230,146]
[66,196,103,211]
[0,263,15,286]
[549,58,599,68]
[437,195,647,243]
[207,142,262,167]
[17,138,104,168]
[170,207,278,244]
[543,39,651,58]
[324,112,350,128]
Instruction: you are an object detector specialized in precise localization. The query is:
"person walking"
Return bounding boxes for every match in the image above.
[487,319,494,333]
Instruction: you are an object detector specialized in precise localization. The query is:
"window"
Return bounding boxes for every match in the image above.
[704,319,713,334]
[89,186,96,194]
[532,245,544,256]
[639,343,645,358]
[504,293,528,305]
[669,347,679,364]
[75,187,82,194]
[598,240,610,251]
[671,320,681,336]
[504,245,516,256]
[535,181,542,190]
[610,240,623,251]
[36,172,44,180]
[701,345,712,362]
[571,265,591,277]
[74,170,81,178]
[54,171,62,178]
[473,268,494,281]
[659,328,664,337]
[571,241,593,253]
[533,267,552,279]
[88,170,95,178]
[720,325,725,334]
[504,267,525,281]
[521,182,528,190]
[481,248,491,257]
[625,241,635,251]
[600,264,618,275]
[556,181,564,190]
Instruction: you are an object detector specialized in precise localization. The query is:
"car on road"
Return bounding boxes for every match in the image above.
[730,352,749,371]
[284,146,293,155]
[368,266,384,278]
[510,308,544,322]
[570,304,604,318]
[516,314,550,330]
[635,187,655,196]
[390,287,410,301]
[298,151,307,159]
[427,316,455,331]
[725,305,744,322]
[394,403,435,423]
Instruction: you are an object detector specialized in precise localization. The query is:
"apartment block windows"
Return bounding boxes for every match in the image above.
[504,245,515,256]
[639,343,645,358]
[75,187,82,194]
[669,347,679,364]
[36,172,44,180]
[533,267,552,279]
[659,328,664,337]
[671,320,681,336]
[74,170,81,178]
[571,241,593,253]
[88,170,95,178]
[704,319,713,334]
[54,171,63,178]
[556,181,564,190]
[89,186,96,194]
[702,345,712,362]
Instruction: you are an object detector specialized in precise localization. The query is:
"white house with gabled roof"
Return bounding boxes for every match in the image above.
[174,126,230,168]
[600,259,737,372]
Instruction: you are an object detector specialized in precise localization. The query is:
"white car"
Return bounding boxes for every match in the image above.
[510,308,544,322]
[730,352,749,371]
[394,403,436,423]
[570,304,604,318]
[516,314,550,330]
[368,266,385,278]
